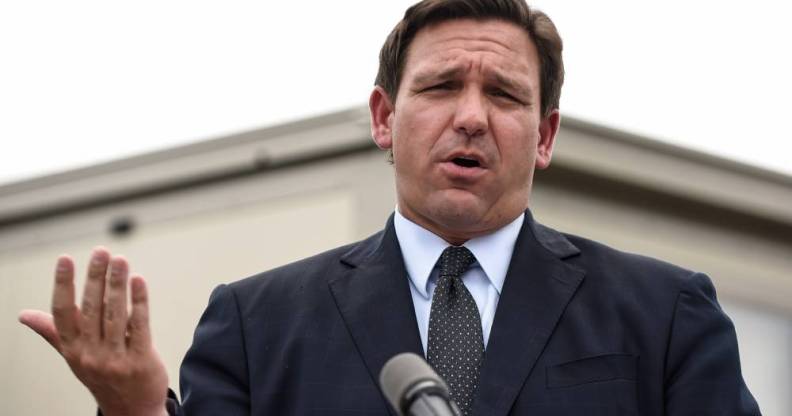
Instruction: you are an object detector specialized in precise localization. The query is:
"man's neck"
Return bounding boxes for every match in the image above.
[394,205,525,245]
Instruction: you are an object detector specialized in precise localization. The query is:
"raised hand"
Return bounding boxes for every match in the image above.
[19,248,169,416]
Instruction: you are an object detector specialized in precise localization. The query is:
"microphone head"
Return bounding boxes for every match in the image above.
[379,352,451,415]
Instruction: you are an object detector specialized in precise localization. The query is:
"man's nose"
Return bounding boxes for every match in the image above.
[452,88,488,138]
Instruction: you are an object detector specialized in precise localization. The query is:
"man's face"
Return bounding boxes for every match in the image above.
[370,19,559,244]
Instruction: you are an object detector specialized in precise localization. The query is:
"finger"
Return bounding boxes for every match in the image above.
[51,255,80,345]
[19,310,62,351]
[127,275,152,353]
[103,255,129,352]
[81,247,110,343]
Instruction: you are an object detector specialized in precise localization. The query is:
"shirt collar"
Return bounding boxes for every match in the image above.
[394,209,524,299]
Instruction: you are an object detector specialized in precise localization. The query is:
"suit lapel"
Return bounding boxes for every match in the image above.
[472,212,585,416]
[328,215,423,416]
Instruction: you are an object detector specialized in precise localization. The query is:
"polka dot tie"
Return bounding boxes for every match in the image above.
[427,246,483,416]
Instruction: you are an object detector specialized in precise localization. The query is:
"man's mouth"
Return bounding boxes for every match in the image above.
[451,156,481,168]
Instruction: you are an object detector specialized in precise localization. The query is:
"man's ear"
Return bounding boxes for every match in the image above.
[535,109,560,170]
[369,86,395,150]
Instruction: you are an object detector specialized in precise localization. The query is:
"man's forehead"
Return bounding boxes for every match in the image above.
[411,19,534,55]
[403,19,539,82]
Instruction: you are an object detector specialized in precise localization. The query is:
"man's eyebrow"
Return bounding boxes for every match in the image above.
[492,71,532,96]
[412,66,464,86]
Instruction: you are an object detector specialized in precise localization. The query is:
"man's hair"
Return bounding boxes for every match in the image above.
[375,0,564,118]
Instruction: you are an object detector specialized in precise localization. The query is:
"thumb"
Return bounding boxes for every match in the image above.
[18,309,62,351]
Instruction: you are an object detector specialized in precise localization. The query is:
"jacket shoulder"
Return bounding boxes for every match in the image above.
[560,231,700,291]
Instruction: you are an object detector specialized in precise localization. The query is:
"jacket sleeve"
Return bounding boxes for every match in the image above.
[664,273,761,415]
[177,284,251,415]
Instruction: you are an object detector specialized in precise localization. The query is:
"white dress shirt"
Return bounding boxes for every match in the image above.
[393,209,525,354]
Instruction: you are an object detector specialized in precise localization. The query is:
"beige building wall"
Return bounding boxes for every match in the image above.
[2,108,790,415]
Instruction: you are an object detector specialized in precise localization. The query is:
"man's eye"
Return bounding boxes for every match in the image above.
[424,82,452,91]
[492,90,517,101]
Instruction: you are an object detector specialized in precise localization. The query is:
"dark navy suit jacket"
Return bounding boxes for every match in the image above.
[172,212,760,415]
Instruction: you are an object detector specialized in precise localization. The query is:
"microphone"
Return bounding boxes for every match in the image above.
[379,352,461,416]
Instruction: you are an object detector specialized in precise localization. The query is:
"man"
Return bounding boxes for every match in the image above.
[19,0,761,415]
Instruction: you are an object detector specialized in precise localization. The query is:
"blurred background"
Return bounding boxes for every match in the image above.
[1,1,790,414]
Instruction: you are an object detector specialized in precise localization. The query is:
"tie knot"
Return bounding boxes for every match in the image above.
[439,246,475,279]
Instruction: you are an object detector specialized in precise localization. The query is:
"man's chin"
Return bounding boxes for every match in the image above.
[420,191,527,239]
[426,197,489,231]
